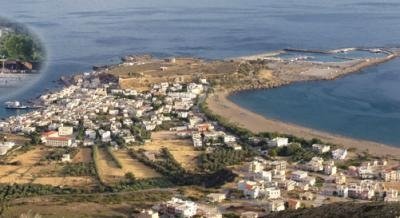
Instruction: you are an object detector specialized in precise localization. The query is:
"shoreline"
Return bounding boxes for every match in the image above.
[206,90,400,157]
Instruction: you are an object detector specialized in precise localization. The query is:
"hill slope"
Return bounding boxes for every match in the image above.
[266,202,400,218]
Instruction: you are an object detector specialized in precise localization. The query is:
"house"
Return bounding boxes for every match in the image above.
[192,132,203,148]
[255,171,272,182]
[269,161,287,171]
[381,169,400,182]
[323,161,337,176]
[335,173,347,184]
[207,193,226,203]
[358,165,375,179]
[291,170,308,181]
[264,187,281,199]
[278,180,296,191]
[240,212,258,218]
[223,135,236,143]
[197,206,222,218]
[101,131,111,142]
[123,136,136,144]
[238,180,261,199]
[249,161,264,173]
[61,154,71,162]
[312,144,331,154]
[348,183,375,200]
[300,192,314,201]
[337,185,349,198]
[85,129,96,139]
[138,209,159,218]
[287,199,301,210]
[227,142,242,150]
[157,198,197,218]
[268,137,289,147]
[265,200,285,213]
[291,171,316,186]
[304,157,324,172]
[332,148,347,160]
[196,123,214,132]
[385,189,399,202]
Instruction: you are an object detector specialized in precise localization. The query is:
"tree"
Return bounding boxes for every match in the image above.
[268,148,277,157]
[0,33,43,61]
[125,172,136,184]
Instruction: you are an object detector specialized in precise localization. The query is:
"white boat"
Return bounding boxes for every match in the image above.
[4,101,28,109]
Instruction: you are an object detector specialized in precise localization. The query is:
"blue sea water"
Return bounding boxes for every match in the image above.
[1,0,400,145]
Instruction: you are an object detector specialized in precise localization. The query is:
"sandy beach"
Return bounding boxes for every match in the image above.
[206,90,400,157]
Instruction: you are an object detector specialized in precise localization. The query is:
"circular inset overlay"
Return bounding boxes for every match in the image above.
[0,17,46,96]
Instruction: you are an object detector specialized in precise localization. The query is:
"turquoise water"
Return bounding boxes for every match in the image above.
[1,0,400,146]
[230,58,400,146]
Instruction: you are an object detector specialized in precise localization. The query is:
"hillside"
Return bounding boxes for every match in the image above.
[266,202,400,218]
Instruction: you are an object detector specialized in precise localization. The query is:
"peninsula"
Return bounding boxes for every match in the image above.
[1,47,400,217]
[110,47,400,156]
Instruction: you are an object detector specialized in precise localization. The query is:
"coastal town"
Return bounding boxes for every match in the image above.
[0,52,400,217]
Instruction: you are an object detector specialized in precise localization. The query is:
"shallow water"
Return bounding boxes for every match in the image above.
[230,58,400,146]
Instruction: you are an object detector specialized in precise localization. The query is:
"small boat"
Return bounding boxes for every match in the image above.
[4,101,29,109]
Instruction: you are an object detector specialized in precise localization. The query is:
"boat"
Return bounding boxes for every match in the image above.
[4,101,29,109]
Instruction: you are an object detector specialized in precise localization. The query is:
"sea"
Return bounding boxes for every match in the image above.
[1,0,400,146]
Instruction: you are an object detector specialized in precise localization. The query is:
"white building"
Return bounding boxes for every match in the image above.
[238,180,261,199]
[337,185,349,198]
[223,135,236,143]
[268,137,289,147]
[85,129,97,140]
[385,189,399,202]
[305,157,324,172]
[264,187,281,199]
[138,209,159,218]
[158,198,198,218]
[207,193,226,203]
[249,161,264,173]
[0,142,15,155]
[332,148,348,160]
[324,161,337,176]
[291,170,316,186]
[101,131,111,142]
[61,154,71,162]
[192,132,203,148]
[256,171,272,182]
[312,144,331,154]
[266,200,285,213]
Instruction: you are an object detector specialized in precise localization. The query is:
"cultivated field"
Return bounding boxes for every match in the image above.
[95,147,126,184]
[142,131,201,170]
[0,147,49,184]
[0,146,97,187]
[32,176,95,187]
[113,150,161,179]
[73,147,92,163]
